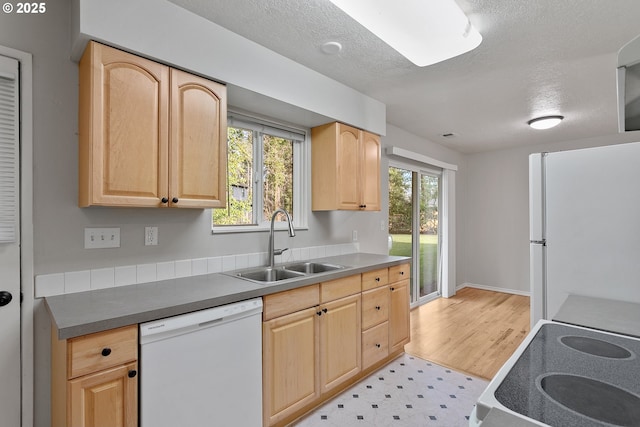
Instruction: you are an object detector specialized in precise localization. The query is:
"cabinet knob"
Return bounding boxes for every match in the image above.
[172,197,179,204]
[322,308,328,313]
[359,204,366,209]
[400,271,405,275]
[317,311,322,316]
[390,287,395,291]
[375,277,380,282]
[375,343,381,348]
[161,197,169,204]
[0,291,12,307]
[375,305,381,310]
[128,369,137,378]
[101,348,112,357]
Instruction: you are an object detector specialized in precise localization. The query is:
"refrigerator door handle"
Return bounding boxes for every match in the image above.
[530,240,546,245]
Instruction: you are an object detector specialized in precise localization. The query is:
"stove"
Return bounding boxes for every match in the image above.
[470,320,640,426]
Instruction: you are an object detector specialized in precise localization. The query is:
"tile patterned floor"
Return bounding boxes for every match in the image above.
[294,354,488,426]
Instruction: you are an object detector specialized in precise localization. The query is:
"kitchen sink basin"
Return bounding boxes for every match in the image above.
[283,262,345,274]
[226,261,347,284]
[232,267,306,283]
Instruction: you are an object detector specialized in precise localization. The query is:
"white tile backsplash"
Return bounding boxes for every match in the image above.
[222,255,236,272]
[156,261,176,281]
[64,270,91,294]
[35,243,359,298]
[234,254,249,270]
[35,273,64,298]
[90,268,115,290]
[115,266,137,287]
[175,260,192,278]
[207,257,222,273]
[191,258,208,276]
[137,264,157,284]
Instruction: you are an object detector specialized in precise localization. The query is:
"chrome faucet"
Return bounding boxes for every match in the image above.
[268,208,296,267]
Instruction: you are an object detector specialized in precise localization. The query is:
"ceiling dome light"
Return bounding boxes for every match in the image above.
[528,115,564,130]
[321,41,343,55]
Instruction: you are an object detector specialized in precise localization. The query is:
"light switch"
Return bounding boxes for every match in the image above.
[84,228,120,249]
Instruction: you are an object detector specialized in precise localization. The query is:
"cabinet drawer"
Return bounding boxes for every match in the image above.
[68,325,137,379]
[362,286,389,330]
[362,268,389,291]
[362,322,389,369]
[263,284,320,321]
[389,263,410,283]
[320,274,361,303]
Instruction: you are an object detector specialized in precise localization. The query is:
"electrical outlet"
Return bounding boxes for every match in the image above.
[145,226,158,246]
[84,228,120,249]
[380,220,386,231]
[352,230,358,242]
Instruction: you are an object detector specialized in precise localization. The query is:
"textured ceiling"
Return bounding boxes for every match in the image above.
[168,0,640,153]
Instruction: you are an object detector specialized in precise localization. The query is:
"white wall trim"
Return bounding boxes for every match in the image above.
[386,146,458,171]
[457,282,531,297]
[0,44,34,427]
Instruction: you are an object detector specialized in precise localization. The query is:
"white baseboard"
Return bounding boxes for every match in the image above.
[457,282,531,297]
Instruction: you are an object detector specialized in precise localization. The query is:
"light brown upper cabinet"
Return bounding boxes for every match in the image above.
[311,122,380,211]
[78,41,227,208]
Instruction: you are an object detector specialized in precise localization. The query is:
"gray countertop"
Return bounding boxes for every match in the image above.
[45,253,409,340]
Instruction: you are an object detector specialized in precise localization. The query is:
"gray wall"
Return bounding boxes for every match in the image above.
[463,131,640,293]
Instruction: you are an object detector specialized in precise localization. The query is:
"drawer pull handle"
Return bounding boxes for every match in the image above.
[128,370,137,378]
[375,344,381,348]
[101,348,112,357]
[375,277,380,282]
[375,306,381,310]
[390,287,395,291]
[400,271,405,275]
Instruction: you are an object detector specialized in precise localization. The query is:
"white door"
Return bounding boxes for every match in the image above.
[0,54,22,427]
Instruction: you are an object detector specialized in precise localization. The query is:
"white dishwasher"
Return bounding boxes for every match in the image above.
[140,298,263,427]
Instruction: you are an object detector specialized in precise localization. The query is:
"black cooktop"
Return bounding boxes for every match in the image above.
[494,323,640,427]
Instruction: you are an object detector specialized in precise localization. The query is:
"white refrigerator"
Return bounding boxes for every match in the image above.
[529,141,640,326]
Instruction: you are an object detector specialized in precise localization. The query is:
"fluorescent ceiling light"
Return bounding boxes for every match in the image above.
[528,115,564,130]
[328,0,482,67]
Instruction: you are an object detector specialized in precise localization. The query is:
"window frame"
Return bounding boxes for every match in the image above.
[212,111,309,234]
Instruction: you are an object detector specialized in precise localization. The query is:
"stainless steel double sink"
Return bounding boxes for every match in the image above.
[225,262,346,284]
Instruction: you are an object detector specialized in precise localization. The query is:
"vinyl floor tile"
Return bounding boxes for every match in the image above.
[294,353,488,427]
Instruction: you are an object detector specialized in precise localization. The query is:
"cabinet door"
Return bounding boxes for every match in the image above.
[389,279,411,353]
[336,123,361,210]
[69,362,138,427]
[319,293,361,394]
[263,307,319,426]
[79,42,169,207]
[169,69,227,208]
[360,131,381,211]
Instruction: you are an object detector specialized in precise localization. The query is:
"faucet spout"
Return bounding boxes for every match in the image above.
[268,208,295,267]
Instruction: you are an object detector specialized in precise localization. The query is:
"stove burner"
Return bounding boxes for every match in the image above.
[538,373,640,427]
[560,335,634,359]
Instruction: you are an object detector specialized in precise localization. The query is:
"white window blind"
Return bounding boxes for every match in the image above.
[0,56,19,243]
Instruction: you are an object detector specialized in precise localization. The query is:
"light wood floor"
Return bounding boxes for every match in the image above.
[404,287,530,380]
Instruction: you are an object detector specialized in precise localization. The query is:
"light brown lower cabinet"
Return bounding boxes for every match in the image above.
[389,278,411,353]
[51,325,138,427]
[262,306,320,426]
[319,293,362,394]
[263,263,410,427]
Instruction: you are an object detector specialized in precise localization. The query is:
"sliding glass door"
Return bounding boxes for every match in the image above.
[388,164,441,305]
